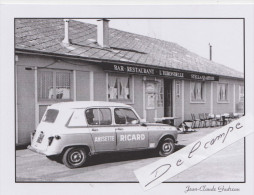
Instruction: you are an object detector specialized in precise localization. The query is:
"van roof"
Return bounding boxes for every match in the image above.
[48,101,132,109]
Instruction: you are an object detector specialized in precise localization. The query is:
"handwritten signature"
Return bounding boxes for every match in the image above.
[145,122,243,187]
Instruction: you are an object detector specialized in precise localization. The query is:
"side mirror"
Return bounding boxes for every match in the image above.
[131,120,139,125]
[140,118,146,123]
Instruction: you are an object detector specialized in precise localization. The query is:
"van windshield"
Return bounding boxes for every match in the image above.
[43,109,59,123]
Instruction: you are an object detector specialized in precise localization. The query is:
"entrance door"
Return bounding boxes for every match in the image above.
[164,79,173,117]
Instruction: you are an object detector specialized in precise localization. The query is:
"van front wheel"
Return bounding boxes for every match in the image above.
[62,147,87,169]
[158,138,175,157]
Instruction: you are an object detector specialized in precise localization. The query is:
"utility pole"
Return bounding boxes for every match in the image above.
[209,43,212,61]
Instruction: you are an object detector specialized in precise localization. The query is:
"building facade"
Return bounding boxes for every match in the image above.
[15,19,244,145]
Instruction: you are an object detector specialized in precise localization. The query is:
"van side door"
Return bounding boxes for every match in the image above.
[86,108,116,152]
[114,108,149,150]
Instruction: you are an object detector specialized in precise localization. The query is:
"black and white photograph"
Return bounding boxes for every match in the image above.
[15,17,245,182]
[0,2,254,195]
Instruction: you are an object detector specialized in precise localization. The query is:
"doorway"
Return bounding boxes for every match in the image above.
[164,79,173,117]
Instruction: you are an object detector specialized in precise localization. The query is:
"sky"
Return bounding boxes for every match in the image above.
[77,19,244,73]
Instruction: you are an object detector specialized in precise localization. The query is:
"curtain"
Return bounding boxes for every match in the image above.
[109,75,130,100]
[219,84,227,101]
[56,72,70,99]
[39,71,53,99]
[120,76,128,99]
[191,82,195,101]
[191,81,203,101]
[108,76,117,99]
[195,82,202,101]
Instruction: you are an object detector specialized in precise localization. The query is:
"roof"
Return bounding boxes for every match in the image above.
[49,101,132,109]
[15,19,243,79]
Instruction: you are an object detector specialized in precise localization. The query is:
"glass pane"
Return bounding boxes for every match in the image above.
[56,72,70,99]
[122,109,139,124]
[68,110,86,127]
[114,108,126,124]
[157,80,164,107]
[43,109,59,123]
[218,83,228,101]
[240,86,244,93]
[225,84,228,100]
[38,71,53,99]
[85,109,98,125]
[98,109,112,125]
[158,94,164,107]
[108,76,117,100]
[240,86,244,102]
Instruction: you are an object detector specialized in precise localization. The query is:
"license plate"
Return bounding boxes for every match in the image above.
[37,132,44,143]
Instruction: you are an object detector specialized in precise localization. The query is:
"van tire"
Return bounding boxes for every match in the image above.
[158,137,175,157]
[62,147,87,169]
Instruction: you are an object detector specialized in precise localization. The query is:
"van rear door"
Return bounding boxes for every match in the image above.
[31,109,59,152]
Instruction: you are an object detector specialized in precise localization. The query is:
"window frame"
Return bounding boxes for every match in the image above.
[190,81,206,104]
[107,73,134,104]
[217,82,229,103]
[37,69,73,102]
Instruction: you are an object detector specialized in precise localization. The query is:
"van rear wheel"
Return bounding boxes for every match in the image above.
[62,147,87,169]
[158,138,175,157]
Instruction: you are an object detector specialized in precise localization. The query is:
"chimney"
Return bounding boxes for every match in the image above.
[62,19,70,46]
[209,43,212,61]
[97,19,110,48]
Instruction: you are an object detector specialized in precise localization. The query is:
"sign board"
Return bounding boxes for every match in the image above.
[103,63,220,81]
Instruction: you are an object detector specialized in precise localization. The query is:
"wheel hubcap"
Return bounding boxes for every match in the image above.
[162,143,172,153]
[70,151,83,163]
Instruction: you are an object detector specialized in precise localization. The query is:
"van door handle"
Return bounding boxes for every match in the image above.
[115,127,124,131]
[92,128,98,131]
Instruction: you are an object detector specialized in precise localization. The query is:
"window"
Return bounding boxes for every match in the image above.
[190,81,205,102]
[145,79,164,109]
[217,83,229,102]
[239,85,244,102]
[68,109,86,127]
[85,108,112,125]
[42,109,59,123]
[157,79,164,107]
[114,108,139,125]
[38,70,71,100]
[108,74,132,101]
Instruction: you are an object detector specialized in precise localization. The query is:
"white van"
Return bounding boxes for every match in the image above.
[28,101,178,168]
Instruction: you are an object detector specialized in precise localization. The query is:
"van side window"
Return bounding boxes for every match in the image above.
[114,108,139,125]
[85,108,112,125]
[68,109,86,127]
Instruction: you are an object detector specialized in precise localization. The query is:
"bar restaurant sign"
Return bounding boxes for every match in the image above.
[103,64,219,81]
